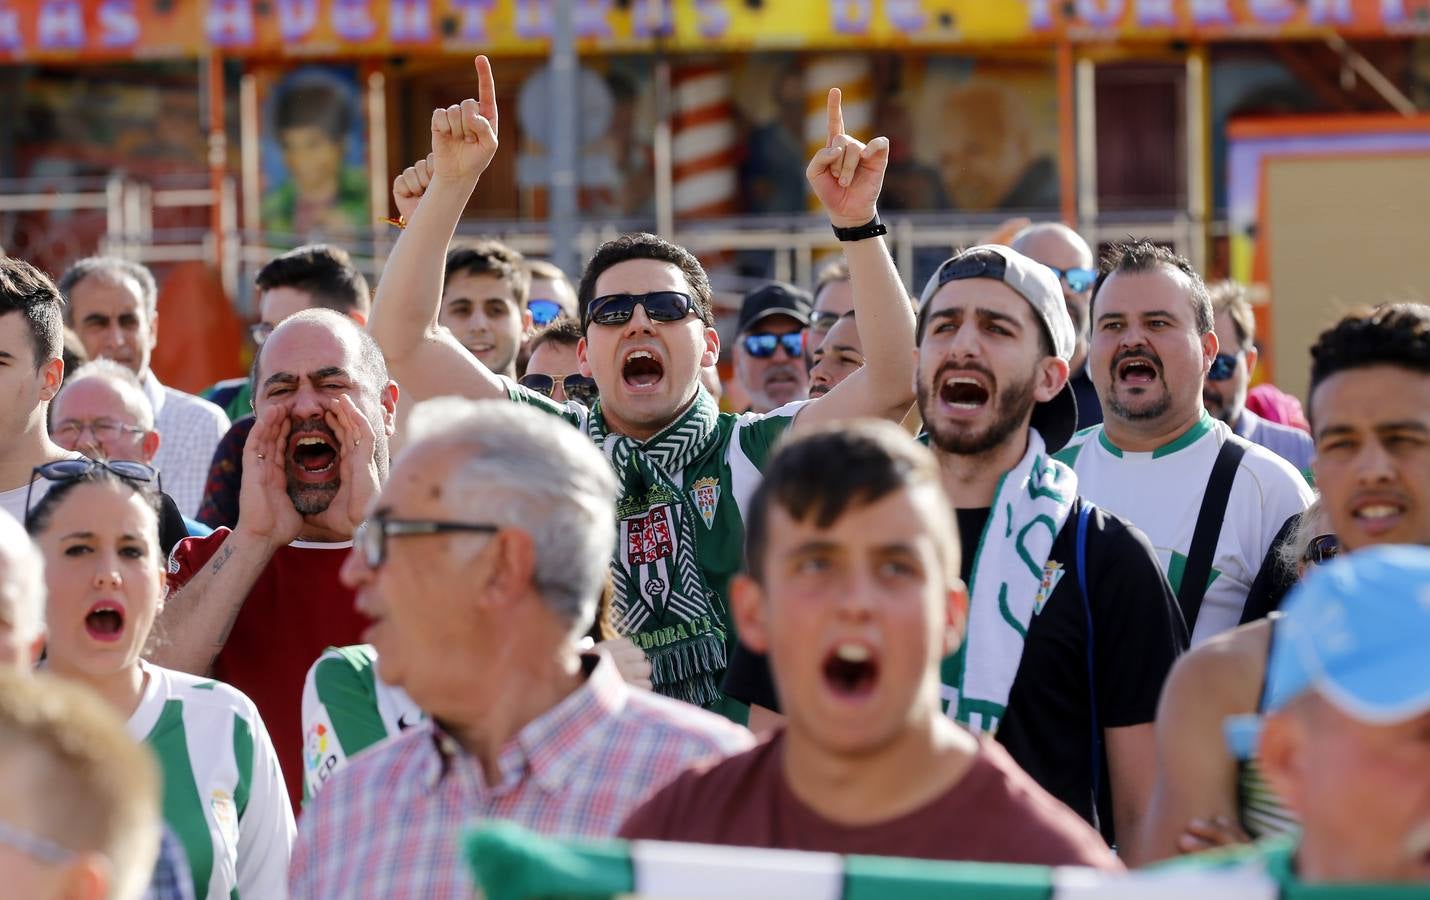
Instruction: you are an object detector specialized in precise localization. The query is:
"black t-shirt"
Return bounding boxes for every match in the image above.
[722,498,1187,843]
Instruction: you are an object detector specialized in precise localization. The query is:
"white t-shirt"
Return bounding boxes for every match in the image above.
[0,478,47,525]
[127,661,295,900]
[1056,412,1313,643]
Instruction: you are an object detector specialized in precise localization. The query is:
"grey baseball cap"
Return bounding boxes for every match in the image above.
[917,244,1080,452]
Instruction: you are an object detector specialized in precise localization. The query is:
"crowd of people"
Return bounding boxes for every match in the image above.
[0,55,1426,900]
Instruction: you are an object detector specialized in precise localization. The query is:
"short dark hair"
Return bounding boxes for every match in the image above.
[1091,239,1212,335]
[275,75,350,142]
[0,257,64,370]
[526,317,583,357]
[744,420,958,580]
[1309,303,1430,402]
[444,241,529,306]
[249,308,390,410]
[576,233,715,329]
[57,257,159,320]
[25,464,163,537]
[60,327,88,383]
[255,244,370,316]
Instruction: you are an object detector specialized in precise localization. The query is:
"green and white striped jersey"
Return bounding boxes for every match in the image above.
[127,661,294,900]
[463,826,1428,900]
[300,644,423,804]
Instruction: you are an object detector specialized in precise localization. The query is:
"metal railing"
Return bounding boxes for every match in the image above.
[0,176,1223,316]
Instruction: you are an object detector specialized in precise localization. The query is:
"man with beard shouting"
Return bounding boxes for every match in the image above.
[723,245,1186,859]
[369,58,916,720]
[1055,241,1311,645]
[152,309,398,807]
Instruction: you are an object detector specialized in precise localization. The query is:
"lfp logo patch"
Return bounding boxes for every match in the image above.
[690,477,720,529]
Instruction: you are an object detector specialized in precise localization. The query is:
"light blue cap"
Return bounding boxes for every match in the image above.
[1224,545,1430,760]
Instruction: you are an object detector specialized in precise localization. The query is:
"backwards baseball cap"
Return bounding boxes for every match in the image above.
[737,282,812,336]
[1224,545,1430,760]
[917,245,1079,452]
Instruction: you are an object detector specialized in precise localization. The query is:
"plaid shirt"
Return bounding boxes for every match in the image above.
[144,373,230,518]
[288,654,753,900]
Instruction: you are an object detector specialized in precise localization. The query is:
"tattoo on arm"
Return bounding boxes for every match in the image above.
[208,543,235,577]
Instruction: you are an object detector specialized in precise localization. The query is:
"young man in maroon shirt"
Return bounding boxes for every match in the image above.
[620,421,1119,869]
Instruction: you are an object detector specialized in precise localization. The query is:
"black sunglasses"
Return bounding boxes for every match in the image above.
[519,373,599,407]
[1044,265,1098,294]
[585,292,696,328]
[741,332,804,359]
[25,458,160,525]
[1207,351,1244,382]
[1302,534,1340,566]
[354,518,500,569]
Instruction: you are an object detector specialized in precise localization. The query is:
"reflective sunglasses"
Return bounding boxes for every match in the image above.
[354,517,500,569]
[528,299,564,327]
[741,332,805,359]
[1207,350,1244,382]
[519,373,599,407]
[808,309,842,333]
[1302,534,1340,566]
[1044,265,1098,294]
[51,418,148,444]
[25,458,159,524]
[585,291,696,328]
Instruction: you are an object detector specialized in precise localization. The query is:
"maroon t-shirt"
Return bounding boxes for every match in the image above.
[167,528,367,810]
[620,730,1120,870]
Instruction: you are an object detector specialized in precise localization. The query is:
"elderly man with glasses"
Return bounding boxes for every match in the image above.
[47,359,212,555]
[289,398,752,899]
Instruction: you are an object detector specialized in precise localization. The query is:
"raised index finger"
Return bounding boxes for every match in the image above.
[826,88,844,147]
[475,55,498,135]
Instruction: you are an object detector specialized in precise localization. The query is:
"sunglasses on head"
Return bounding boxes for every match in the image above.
[1044,265,1098,294]
[528,299,564,327]
[25,458,160,524]
[1302,534,1340,566]
[1207,350,1244,382]
[585,291,696,328]
[518,373,599,407]
[741,332,804,359]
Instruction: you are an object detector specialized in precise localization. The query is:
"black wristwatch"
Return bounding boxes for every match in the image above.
[831,216,887,242]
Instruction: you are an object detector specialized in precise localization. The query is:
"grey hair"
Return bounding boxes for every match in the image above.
[57,257,159,320]
[1276,497,1325,576]
[406,398,617,636]
[0,509,46,645]
[53,359,156,431]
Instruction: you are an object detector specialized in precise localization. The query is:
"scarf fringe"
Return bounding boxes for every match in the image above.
[648,632,728,707]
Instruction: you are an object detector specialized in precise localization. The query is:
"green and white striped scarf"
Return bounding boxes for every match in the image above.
[464,824,1405,900]
[586,388,728,707]
[941,430,1077,734]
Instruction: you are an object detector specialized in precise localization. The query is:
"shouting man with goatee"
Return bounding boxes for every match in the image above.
[152,308,398,809]
[1056,240,1311,646]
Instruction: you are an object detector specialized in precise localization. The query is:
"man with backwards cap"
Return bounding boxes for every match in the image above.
[1214,545,1430,889]
[724,245,1186,859]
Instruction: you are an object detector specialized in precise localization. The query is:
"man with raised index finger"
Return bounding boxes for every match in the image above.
[368,62,917,722]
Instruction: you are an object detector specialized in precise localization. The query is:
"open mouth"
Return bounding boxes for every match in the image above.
[1117,358,1160,385]
[821,641,879,700]
[84,602,125,643]
[288,433,339,481]
[939,375,991,411]
[1351,497,1408,534]
[622,350,665,390]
